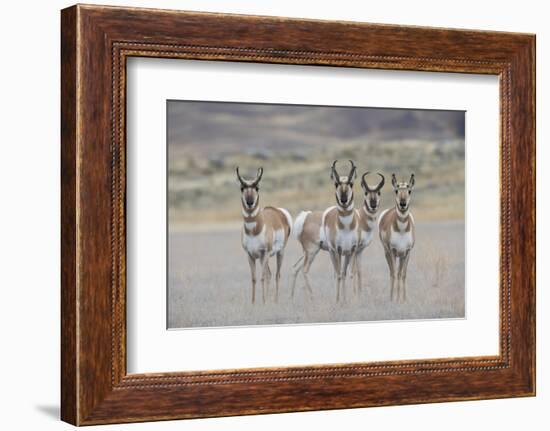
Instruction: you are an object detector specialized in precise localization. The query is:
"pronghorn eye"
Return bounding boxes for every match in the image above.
[408,190,411,195]
[395,190,398,195]
[240,187,244,192]
[255,187,259,191]
[378,192,381,196]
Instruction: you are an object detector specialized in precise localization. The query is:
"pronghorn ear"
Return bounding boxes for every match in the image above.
[409,173,415,189]
[391,173,398,189]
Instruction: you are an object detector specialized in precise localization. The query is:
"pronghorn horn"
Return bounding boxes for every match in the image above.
[376,172,385,191]
[361,171,371,191]
[251,167,263,187]
[236,167,247,186]
[331,160,340,183]
[348,160,357,182]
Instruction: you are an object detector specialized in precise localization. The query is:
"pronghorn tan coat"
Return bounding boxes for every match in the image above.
[322,160,359,302]
[378,173,416,302]
[352,172,385,293]
[352,206,378,291]
[237,167,292,304]
[378,208,416,257]
[241,206,292,259]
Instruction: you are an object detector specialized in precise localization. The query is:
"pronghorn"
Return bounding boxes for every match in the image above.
[321,160,359,303]
[378,173,416,302]
[290,210,327,299]
[352,172,385,293]
[236,167,292,304]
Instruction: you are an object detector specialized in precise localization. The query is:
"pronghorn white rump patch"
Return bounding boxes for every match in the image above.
[292,210,311,240]
[320,206,336,245]
[242,224,267,258]
[278,207,293,234]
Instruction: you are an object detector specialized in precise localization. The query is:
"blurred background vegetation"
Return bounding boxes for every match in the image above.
[167,101,465,230]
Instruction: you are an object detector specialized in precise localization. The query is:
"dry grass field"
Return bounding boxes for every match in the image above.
[168,220,464,328]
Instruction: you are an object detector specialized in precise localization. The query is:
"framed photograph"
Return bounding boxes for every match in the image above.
[61,4,535,425]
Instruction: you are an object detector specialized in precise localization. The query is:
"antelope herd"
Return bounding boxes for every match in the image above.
[237,161,416,304]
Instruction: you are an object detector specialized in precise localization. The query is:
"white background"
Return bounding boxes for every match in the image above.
[0,0,546,430]
[127,59,499,373]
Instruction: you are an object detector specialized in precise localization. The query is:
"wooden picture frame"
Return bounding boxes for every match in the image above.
[61,4,535,425]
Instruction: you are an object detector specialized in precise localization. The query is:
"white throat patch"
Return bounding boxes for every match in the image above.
[338,213,353,226]
[242,205,260,218]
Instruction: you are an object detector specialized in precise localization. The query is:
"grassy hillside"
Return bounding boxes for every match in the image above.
[168,138,464,228]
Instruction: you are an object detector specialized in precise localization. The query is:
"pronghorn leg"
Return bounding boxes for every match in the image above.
[382,246,392,299]
[303,246,320,299]
[400,250,411,303]
[354,250,363,295]
[266,261,272,284]
[264,261,272,301]
[328,251,340,302]
[383,247,396,301]
[342,253,352,303]
[391,250,399,302]
[350,253,358,295]
[259,251,269,304]
[292,255,305,268]
[336,252,343,303]
[357,253,364,295]
[247,254,256,304]
[291,255,305,298]
[275,252,284,303]
[301,250,310,295]
[396,254,405,303]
